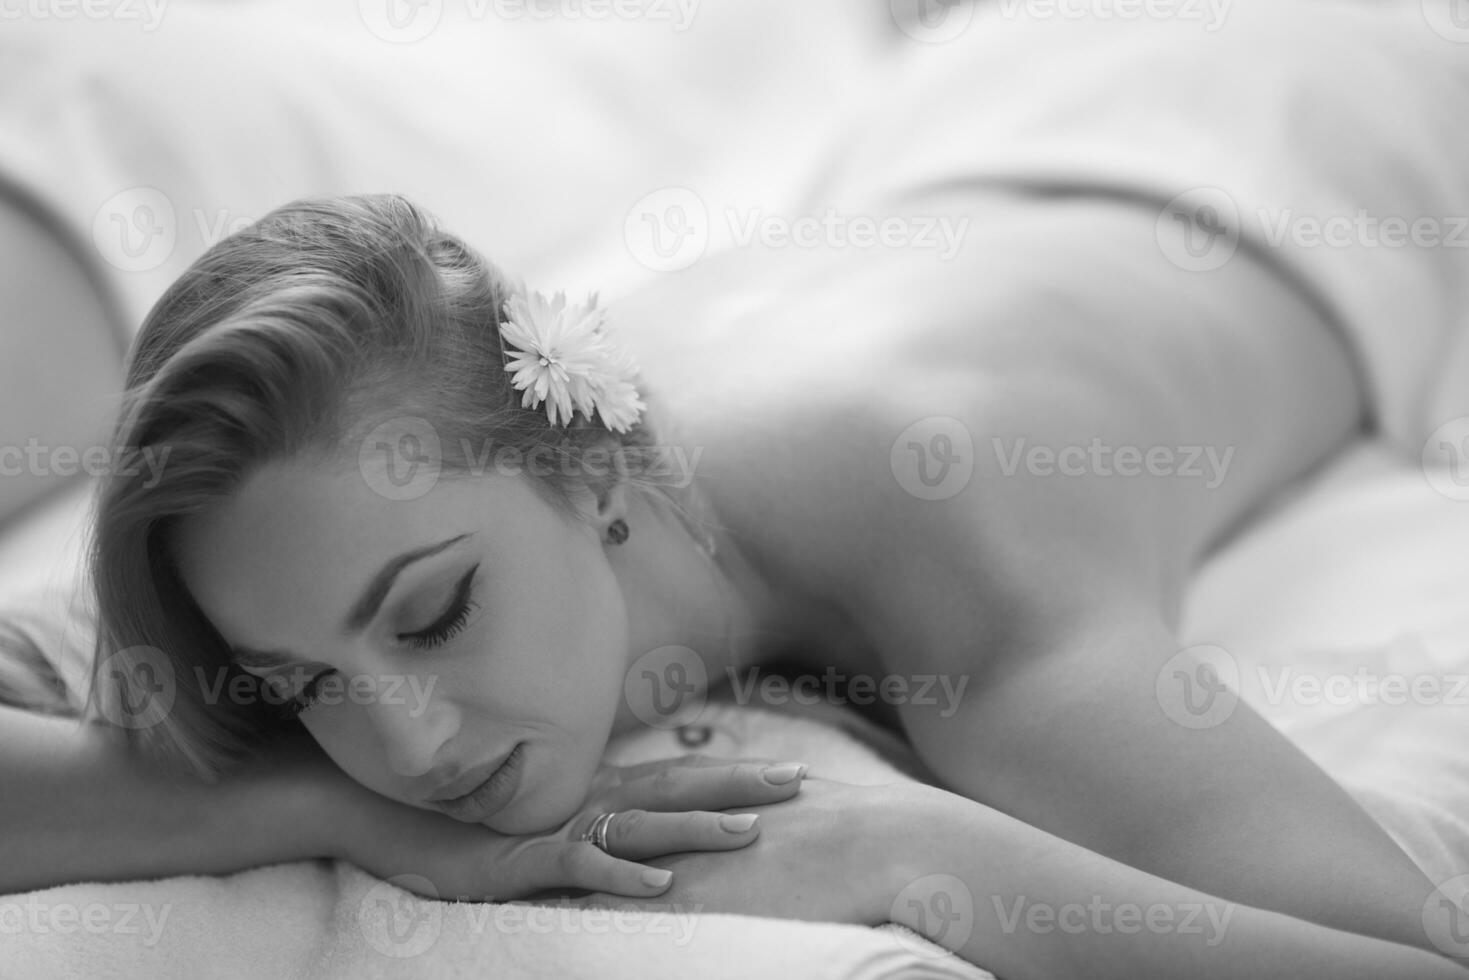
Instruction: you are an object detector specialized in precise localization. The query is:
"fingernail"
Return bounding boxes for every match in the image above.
[642,868,673,888]
[719,813,759,833]
[762,763,806,785]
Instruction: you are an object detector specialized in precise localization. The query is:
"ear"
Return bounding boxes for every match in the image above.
[588,478,630,539]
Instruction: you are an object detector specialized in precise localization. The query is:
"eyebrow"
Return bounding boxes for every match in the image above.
[230,532,474,670]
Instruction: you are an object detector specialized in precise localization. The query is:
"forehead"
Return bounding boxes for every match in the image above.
[168,457,548,647]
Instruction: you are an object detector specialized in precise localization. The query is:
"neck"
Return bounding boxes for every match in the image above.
[607,486,790,733]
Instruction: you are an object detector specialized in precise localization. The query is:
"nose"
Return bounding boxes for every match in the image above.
[362,675,461,779]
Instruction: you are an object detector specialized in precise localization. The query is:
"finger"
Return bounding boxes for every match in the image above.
[605,761,808,813]
[525,840,677,899]
[608,753,774,781]
[585,808,762,861]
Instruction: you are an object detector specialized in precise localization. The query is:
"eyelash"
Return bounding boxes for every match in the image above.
[276,565,480,719]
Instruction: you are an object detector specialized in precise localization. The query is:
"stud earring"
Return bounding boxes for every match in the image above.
[606,518,630,545]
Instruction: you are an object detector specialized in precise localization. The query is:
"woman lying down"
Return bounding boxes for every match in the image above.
[0,183,1457,978]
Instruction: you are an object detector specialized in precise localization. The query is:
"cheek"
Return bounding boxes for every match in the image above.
[299,707,399,798]
[500,530,632,713]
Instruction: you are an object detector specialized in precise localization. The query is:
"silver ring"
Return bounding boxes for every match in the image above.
[582,811,618,853]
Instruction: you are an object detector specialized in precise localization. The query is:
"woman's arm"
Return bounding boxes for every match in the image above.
[577,778,1466,977]
[890,784,1469,980]
[0,701,805,899]
[0,707,336,892]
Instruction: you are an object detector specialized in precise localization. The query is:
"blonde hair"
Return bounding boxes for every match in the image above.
[84,194,697,778]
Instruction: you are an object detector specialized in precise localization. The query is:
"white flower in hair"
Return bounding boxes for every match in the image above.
[499,283,646,433]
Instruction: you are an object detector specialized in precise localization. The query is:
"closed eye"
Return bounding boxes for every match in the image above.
[400,563,480,650]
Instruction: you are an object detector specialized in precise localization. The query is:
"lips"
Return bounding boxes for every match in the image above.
[429,742,526,823]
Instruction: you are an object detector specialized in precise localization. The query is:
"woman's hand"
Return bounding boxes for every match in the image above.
[325,752,809,902]
[568,776,947,926]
